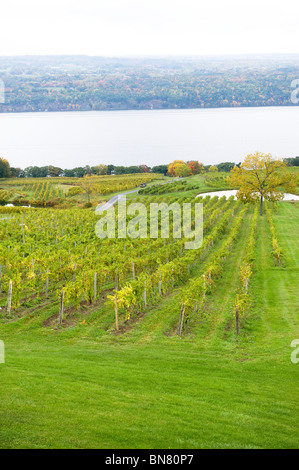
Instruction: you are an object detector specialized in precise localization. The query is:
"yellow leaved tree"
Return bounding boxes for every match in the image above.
[228,152,296,215]
[208,165,218,172]
[78,175,98,203]
[168,160,190,177]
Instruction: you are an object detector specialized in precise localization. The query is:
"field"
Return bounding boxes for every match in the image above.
[1,168,297,208]
[0,173,163,208]
[0,175,298,449]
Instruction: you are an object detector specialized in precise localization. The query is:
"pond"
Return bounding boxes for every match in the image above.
[4,204,31,208]
[196,190,299,201]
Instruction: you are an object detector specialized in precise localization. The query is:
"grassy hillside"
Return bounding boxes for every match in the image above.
[0,201,298,449]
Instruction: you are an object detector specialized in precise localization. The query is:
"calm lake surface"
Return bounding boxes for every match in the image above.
[0,106,298,168]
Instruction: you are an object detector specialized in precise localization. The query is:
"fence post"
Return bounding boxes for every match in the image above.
[20,217,25,244]
[235,306,240,335]
[7,280,13,315]
[94,272,97,302]
[58,289,64,325]
[46,269,49,296]
[114,294,119,331]
[177,303,185,335]
[159,275,162,296]
[144,280,147,307]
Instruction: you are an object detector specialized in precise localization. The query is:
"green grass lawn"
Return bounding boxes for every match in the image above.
[0,202,298,449]
[135,173,230,200]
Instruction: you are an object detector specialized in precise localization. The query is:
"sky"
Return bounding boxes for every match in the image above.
[0,0,299,57]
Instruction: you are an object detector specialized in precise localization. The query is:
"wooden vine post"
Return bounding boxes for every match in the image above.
[143,279,147,307]
[20,217,26,245]
[46,269,49,297]
[94,272,97,302]
[114,294,119,331]
[159,276,162,296]
[7,280,13,315]
[235,306,240,335]
[58,289,64,325]
[177,303,185,335]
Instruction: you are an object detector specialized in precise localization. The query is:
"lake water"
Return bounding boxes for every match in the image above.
[0,106,298,169]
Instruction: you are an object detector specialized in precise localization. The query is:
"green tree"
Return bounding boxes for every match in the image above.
[10,167,22,178]
[151,165,168,175]
[217,162,235,172]
[48,166,62,177]
[0,158,11,178]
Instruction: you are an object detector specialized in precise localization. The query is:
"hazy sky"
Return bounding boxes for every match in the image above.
[0,0,299,56]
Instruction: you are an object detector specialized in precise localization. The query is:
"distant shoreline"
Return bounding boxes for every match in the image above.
[1,55,298,113]
[1,104,299,116]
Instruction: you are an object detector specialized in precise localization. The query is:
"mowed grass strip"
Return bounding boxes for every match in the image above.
[0,340,298,449]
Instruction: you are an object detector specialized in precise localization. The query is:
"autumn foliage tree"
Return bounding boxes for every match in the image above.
[168,160,185,177]
[140,165,150,173]
[176,163,191,177]
[187,161,204,175]
[208,165,218,172]
[93,164,108,175]
[228,152,297,215]
[168,160,191,177]
[79,175,98,202]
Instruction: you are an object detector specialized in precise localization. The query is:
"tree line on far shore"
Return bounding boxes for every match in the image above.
[0,156,298,179]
